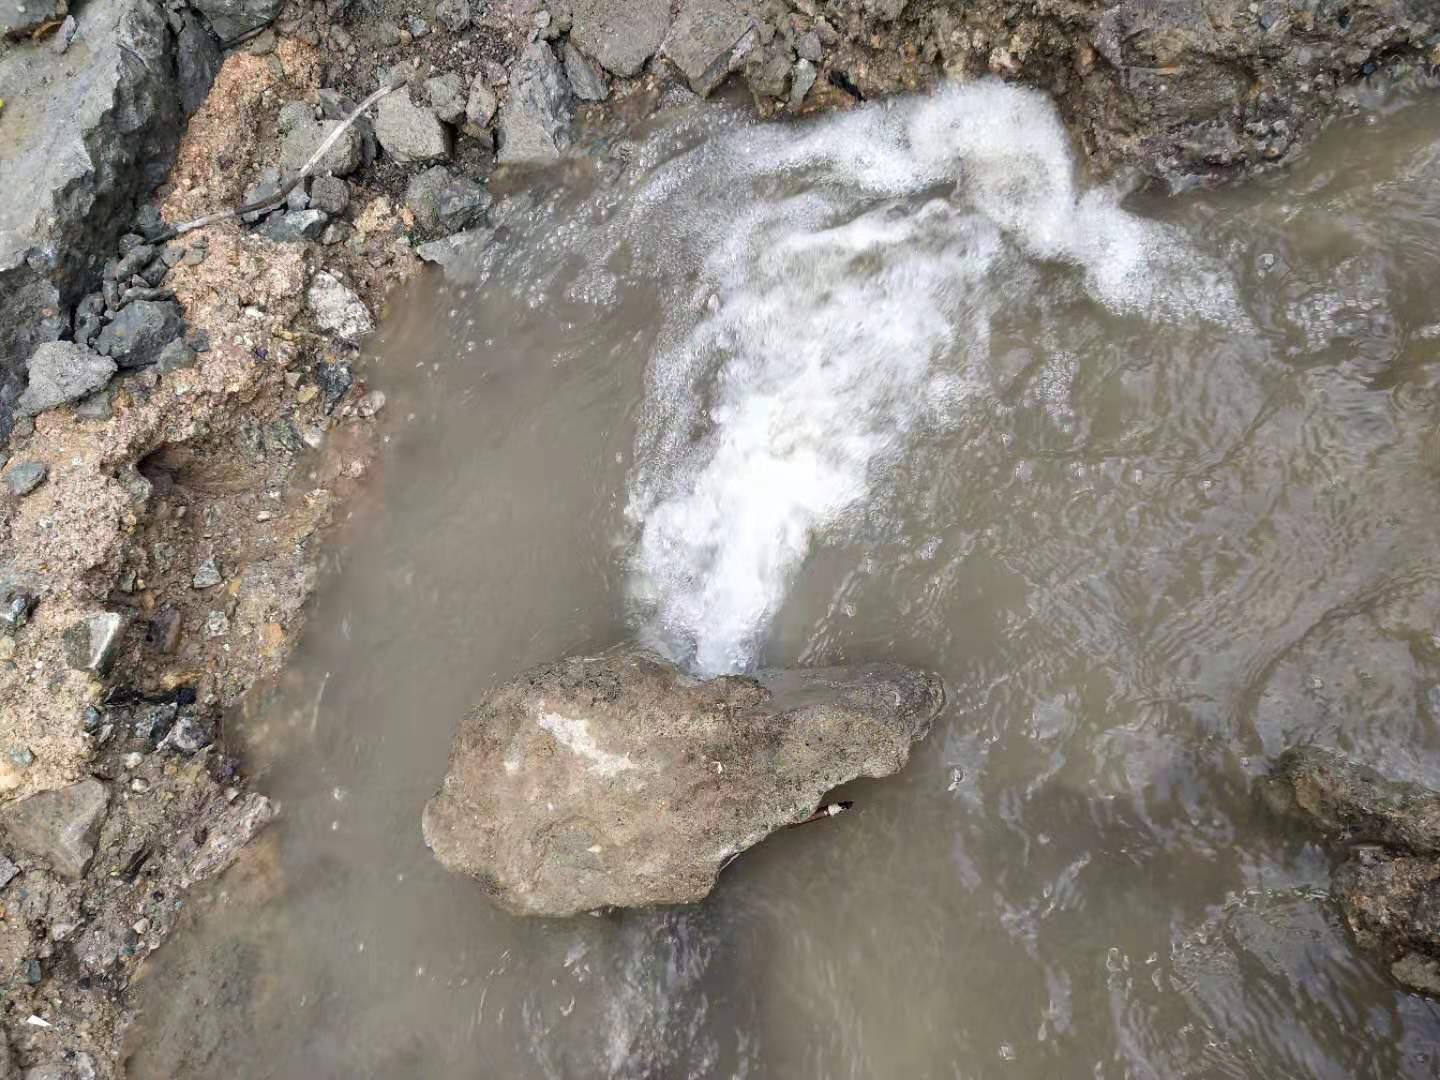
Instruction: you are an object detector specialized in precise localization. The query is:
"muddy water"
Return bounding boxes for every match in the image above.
[130,85,1440,1078]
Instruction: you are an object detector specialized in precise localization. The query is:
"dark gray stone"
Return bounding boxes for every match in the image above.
[464,76,498,131]
[422,648,944,916]
[374,93,452,164]
[191,558,223,589]
[662,0,755,96]
[240,166,284,223]
[563,42,610,102]
[259,209,330,244]
[95,300,183,368]
[308,176,350,216]
[0,779,110,880]
[279,117,362,177]
[63,612,127,674]
[188,0,280,40]
[497,42,573,164]
[404,167,491,235]
[0,854,17,889]
[113,244,156,281]
[570,0,671,77]
[177,13,222,115]
[0,0,179,440]
[425,73,467,125]
[5,461,48,497]
[17,342,116,417]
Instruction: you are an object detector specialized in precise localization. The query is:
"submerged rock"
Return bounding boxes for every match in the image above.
[1265,746,1440,996]
[422,648,943,917]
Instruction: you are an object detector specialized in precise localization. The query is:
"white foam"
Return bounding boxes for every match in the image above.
[612,82,1242,675]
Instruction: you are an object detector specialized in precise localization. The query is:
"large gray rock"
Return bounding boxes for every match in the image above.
[279,117,362,177]
[422,648,944,916]
[0,0,180,440]
[187,0,280,40]
[569,0,671,77]
[1265,746,1440,997]
[563,43,610,102]
[662,0,756,96]
[94,299,184,368]
[0,779,110,880]
[497,42,573,165]
[176,12,222,115]
[374,93,452,164]
[16,341,116,417]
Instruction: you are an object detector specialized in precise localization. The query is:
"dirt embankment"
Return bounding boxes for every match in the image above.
[2,0,1438,1075]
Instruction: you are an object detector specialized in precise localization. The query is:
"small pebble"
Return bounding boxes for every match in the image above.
[5,462,48,497]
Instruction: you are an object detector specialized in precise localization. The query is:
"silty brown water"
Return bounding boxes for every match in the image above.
[128,84,1440,1078]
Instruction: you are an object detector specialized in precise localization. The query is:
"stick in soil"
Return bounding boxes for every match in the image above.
[153,72,411,244]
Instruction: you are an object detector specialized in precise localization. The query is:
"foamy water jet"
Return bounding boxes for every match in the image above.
[617,81,1238,675]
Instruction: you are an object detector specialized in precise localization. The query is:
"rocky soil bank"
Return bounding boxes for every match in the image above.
[2,0,1438,1074]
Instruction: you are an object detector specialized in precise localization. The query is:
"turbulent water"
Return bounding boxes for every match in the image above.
[129,86,1440,1078]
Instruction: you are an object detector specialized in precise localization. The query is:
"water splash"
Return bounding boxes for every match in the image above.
[622,81,1238,675]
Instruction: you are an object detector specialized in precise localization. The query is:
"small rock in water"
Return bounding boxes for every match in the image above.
[306,272,373,341]
[18,342,117,417]
[423,648,943,916]
[5,462,48,497]
[404,166,492,234]
[415,227,493,282]
[63,612,127,675]
[205,610,229,639]
[357,390,386,418]
[0,779,110,880]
